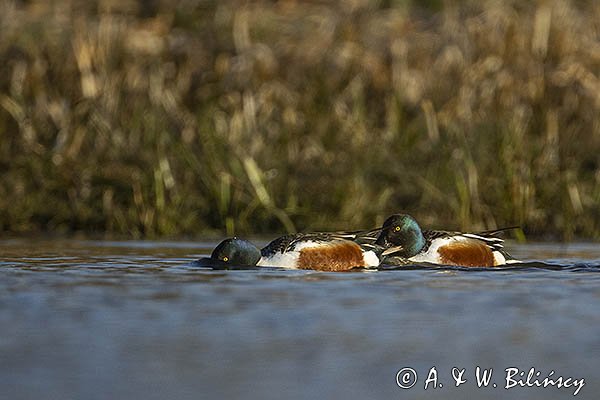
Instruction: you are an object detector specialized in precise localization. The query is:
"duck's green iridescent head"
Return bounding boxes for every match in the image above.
[376,214,426,258]
[211,238,261,265]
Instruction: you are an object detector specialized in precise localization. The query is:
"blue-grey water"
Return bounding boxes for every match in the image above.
[0,239,599,400]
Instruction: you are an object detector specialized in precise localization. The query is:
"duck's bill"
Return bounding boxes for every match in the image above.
[381,245,404,257]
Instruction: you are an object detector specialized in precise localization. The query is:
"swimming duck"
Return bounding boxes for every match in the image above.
[210,229,383,272]
[376,214,518,267]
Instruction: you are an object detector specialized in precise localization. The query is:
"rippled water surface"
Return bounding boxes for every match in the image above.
[1,239,599,400]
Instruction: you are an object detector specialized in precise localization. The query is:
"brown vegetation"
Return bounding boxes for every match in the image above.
[1,0,600,239]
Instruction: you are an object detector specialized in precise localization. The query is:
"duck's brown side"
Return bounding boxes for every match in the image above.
[438,238,496,267]
[297,241,366,271]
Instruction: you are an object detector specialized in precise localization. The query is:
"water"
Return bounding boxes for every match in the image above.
[0,239,599,400]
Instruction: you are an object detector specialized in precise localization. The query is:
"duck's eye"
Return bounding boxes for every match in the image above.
[222,256,229,262]
[394,226,401,232]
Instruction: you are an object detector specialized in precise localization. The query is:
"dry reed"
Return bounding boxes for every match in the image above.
[1,0,600,239]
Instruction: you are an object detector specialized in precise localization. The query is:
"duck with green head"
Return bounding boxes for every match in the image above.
[210,237,262,265]
[376,214,518,267]
[208,229,385,272]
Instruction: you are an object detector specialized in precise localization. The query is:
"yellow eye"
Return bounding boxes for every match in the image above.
[222,256,229,262]
[394,226,401,232]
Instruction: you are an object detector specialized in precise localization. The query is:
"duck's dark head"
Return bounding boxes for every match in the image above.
[376,214,426,258]
[211,237,261,266]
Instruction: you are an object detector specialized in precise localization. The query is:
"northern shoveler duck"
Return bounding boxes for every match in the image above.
[375,214,518,267]
[210,229,383,272]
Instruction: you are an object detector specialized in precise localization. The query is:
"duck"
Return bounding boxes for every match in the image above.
[375,214,518,267]
[209,229,383,272]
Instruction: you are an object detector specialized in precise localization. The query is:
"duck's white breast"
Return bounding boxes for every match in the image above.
[408,237,456,263]
[257,240,322,268]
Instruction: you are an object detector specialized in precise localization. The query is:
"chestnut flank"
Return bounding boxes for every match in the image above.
[438,239,496,267]
[297,242,366,271]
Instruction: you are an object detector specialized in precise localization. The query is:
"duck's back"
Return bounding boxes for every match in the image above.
[259,232,379,271]
[419,229,516,266]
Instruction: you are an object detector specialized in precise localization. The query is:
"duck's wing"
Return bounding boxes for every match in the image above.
[424,226,519,252]
[261,233,345,256]
[261,227,383,257]
[423,229,455,242]
[329,227,383,250]
[261,234,300,257]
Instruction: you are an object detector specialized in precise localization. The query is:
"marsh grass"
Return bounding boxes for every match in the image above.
[1,0,600,239]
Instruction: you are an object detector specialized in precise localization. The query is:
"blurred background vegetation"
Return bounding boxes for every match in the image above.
[1,0,600,239]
